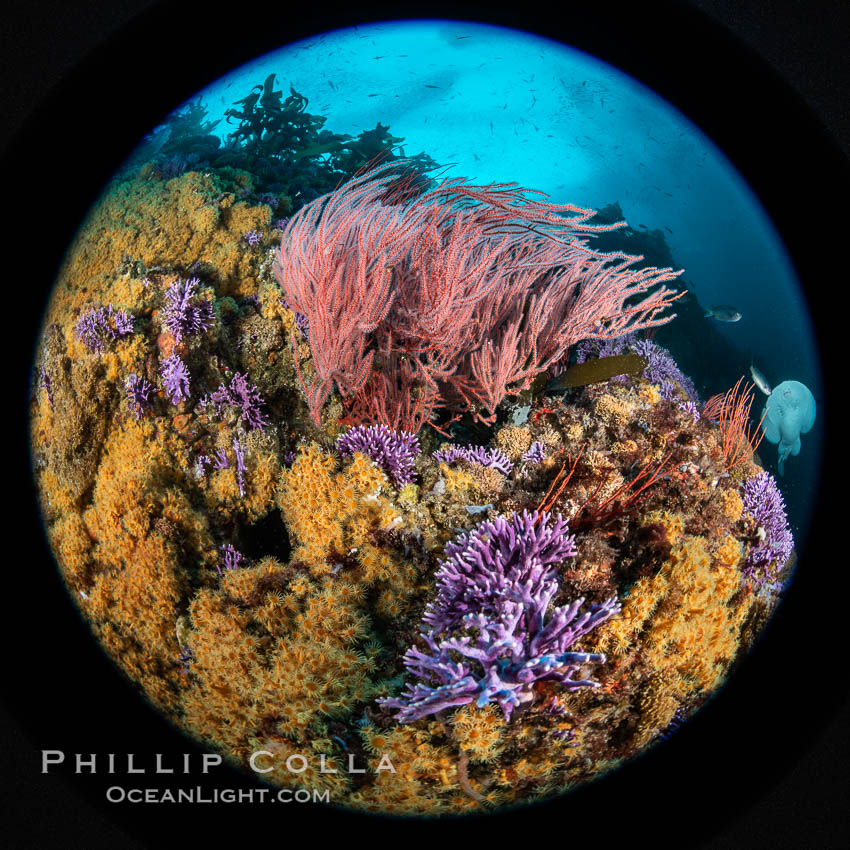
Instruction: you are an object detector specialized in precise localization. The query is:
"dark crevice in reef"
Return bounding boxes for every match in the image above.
[239,508,291,563]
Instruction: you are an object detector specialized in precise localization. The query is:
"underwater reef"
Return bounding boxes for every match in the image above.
[30,104,794,814]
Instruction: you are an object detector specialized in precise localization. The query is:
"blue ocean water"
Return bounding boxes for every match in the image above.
[156,18,823,553]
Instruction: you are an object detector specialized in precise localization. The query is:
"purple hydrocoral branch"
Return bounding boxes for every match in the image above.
[574,333,635,366]
[422,510,577,633]
[741,471,794,587]
[432,444,513,474]
[378,510,620,722]
[656,706,688,742]
[336,424,420,487]
[39,365,54,410]
[256,193,280,210]
[111,307,135,337]
[160,354,191,404]
[679,400,700,423]
[431,445,469,465]
[196,454,211,477]
[200,372,269,431]
[125,374,153,418]
[522,441,546,464]
[631,338,700,403]
[162,277,215,342]
[75,304,134,352]
[232,438,246,496]
[280,296,310,339]
[216,543,246,576]
[178,644,195,673]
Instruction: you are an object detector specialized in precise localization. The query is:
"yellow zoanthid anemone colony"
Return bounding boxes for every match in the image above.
[31,156,794,816]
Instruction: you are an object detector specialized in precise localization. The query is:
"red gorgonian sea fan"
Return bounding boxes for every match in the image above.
[273,161,684,433]
[702,377,766,472]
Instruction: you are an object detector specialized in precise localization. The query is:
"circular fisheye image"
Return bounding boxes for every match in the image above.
[29,19,822,816]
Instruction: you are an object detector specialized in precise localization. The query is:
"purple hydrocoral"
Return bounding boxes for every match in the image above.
[280,297,309,339]
[574,334,632,365]
[162,277,215,342]
[432,444,513,474]
[125,374,153,418]
[378,510,620,723]
[232,438,247,496]
[201,372,269,431]
[244,230,263,246]
[679,400,700,423]
[522,441,546,464]
[75,304,134,352]
[630,338,699,403]
[39,365,54,410]
[336,424,420,487]
[217,543,246,576]
[178,643,195,673]
[160,354,191,404]
[431,445,468,465]
[196,454,211,477]
[112,308,134,337]
[741,471,794,586]
[256,193,280,210]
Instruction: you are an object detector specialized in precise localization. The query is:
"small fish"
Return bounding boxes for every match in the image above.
[704,305,742,323]
[424,84,440,89]
[548,353,648,391]
[750,362,772,396]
